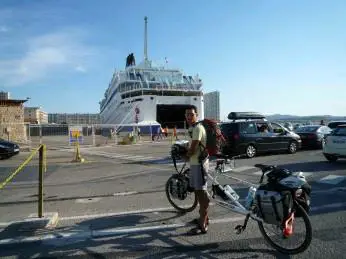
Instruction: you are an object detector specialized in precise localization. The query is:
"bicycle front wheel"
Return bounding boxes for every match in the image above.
[165,171,198,213]
[258,203,312,255]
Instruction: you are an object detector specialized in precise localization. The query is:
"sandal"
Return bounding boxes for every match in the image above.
[190,217,209,226]
[187,223,208,235]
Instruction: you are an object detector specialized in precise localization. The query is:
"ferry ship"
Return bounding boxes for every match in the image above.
[99,17,204,131]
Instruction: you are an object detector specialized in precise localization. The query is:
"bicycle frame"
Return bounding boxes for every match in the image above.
[176,155,264,223]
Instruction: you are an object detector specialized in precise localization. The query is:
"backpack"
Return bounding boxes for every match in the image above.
[198,119,226,156]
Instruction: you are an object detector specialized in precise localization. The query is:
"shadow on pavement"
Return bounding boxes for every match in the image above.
[0,198,345,258]
[0,211,290,259]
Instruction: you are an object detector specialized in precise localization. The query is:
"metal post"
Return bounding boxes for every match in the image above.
[68,125,71,147]
[92,125,96,146]
[28,124,31,149]
[39,125,42,144]
[150,123,152,141]
[38,145,44,218]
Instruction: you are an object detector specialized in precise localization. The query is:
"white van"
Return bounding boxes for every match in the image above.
[323,124,346,162]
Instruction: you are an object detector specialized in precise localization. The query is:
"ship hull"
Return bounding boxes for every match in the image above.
[100,94,204,128]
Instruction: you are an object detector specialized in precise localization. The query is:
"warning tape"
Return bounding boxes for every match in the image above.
[0,144,46,190]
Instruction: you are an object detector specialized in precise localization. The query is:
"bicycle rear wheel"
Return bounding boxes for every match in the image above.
[165,169,198,213]
[257,203,312,254]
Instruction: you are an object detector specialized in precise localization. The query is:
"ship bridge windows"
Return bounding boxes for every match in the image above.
[129,73,135,80]
[135,72,143,81]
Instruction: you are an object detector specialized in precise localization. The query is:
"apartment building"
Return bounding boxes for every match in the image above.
[0,98,27,142]
[24,107,48,124]
[48,113,101,124]
[0,91,10,100]
[204,91,220,121]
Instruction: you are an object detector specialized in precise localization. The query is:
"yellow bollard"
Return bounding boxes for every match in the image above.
[38,144,44,218]
[72,141,85,163]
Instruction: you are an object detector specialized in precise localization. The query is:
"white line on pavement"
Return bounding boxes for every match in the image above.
[92,216,245,237]
[113,191,138,196]
[59,207,178,221]
[1,202,346,245]
[0,216,245,246]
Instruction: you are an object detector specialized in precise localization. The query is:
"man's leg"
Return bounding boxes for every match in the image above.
[196,190,210,228]
[189,163,210,233]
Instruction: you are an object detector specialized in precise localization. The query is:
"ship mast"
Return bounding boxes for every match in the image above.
[144,16,148,61]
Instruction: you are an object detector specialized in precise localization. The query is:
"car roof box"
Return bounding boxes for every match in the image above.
[228,112,266,121]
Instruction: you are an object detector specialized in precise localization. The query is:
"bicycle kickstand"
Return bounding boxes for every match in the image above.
[234,214,250,235]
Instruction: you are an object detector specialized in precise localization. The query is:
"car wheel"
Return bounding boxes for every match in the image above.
[288,141,298,154]
[324,154,338,162]
[246,144,256,158]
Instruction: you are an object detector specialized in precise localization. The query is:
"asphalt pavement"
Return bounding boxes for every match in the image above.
[0,139,345,258]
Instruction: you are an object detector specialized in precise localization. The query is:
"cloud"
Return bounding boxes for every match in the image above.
[75,65,87,73]
[0,25,9,32]
[0,28,95,86]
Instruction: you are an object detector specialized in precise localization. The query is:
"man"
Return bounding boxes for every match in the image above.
[184,105,210,234]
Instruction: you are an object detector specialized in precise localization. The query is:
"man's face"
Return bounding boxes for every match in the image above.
[185,109,197,125]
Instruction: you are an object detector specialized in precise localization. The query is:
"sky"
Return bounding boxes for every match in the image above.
[0,0,346,119]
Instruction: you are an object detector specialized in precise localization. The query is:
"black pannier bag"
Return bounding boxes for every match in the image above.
[264,166,312,218]
[255,183,293,225]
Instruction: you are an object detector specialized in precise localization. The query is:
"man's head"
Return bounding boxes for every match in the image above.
[185,105,198,126]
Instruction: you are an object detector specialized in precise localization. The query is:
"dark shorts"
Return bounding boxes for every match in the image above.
[190,160,209,191]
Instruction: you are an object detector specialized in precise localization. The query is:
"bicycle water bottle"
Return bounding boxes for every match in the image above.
[224,185,240,201]
[245,186,257,210]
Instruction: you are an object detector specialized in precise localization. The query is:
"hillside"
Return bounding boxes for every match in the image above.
[266,114,346,121]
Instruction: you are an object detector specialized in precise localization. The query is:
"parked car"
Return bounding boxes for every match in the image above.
[323,124,346,162]
[284,122,294,131]
[295,125,332,149]
[0,138,20,159]
[327,121,346,131]
[220,112,302,158]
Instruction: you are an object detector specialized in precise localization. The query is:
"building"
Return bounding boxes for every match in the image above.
[48,113,101,124]
[24,107,48,124]
[204,91,220,121]
[0,99,27,142]
[0,91,10,100]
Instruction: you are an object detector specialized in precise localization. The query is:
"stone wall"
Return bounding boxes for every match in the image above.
[0,103,27,143]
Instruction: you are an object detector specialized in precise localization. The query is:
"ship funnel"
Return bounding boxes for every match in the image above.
[144,16,148,61]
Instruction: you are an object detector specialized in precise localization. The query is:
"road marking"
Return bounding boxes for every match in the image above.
[92,216,245,237]
[318,175,346,185]
[74,149,167,163]
[113,191,138,196]
[232,166,255,173]
[252,171,313,178]
[253,171,263,176]
[1,200,346,244]
[0,216,245,245]
[311,202,346,212]
[312,187,346,194]
[59,207,179,221]
[75,198,102,204]
[303,172,313,177]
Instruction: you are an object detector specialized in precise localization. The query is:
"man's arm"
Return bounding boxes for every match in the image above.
[187,127,202,158]
[187,140,199,158]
